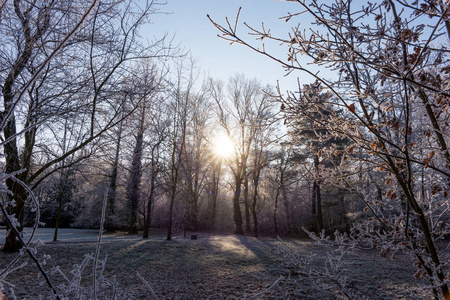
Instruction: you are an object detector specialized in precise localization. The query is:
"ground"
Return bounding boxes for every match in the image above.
[0,228,442,299]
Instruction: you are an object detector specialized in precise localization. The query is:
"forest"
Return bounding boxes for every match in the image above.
[1,0,450,299]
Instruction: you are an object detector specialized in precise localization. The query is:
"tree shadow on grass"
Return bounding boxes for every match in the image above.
[235,235,280,268]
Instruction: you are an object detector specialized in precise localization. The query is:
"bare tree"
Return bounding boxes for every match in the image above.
[181,81,212,233]
[0,0,172,252]
[269,143,298,235]
[165,58,196,241]
[211,75,273,235]
[1,0,101,253]
[141,101,168,238]
[126,102,146,234]
[207,156,222,230]
[52,113,82,241]
[104,102,125,232]
[248,102,277,237]
[123,62,162,234]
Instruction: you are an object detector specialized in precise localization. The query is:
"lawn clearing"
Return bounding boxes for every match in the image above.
[0,229,439,299]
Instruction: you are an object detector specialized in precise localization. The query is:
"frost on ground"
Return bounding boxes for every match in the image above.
[0,229,439,299]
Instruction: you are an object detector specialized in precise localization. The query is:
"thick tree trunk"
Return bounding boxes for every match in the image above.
[2,1,46,253]
[244,203,251,232]
[313,154,324,232]
[2,228,22,253]
[127,169,141,235]
[3,185,25,253]
[192,196,199,232]
[311,181,317,215]
[244,175,251,233]
[2,115,27,253]
[127,114,144,235]
[3,179,26,253]
[316,183,324,231]
[53,178,65,242]
[106,122,123,232]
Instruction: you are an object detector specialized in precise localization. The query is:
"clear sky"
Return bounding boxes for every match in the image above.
[147,0,318,92]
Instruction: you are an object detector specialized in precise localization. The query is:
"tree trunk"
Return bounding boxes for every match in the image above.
[244,203,251,232]
[53,175,65,242]
[278,170,292,233]
[316,182,324,232]
[211,167,219,230]
[232,174,244,235]
[143,174,155,239]
[54,120,69,241]
[212,192,217,230]
[167,138,184,240]
[167,187,176,240]
[106,121,123,232]
[244,174,251,233]
[251,190,259,238]
[2,115,27,253]
[313,154,324,232]
[311,181,317,215]
[3,180,26,253]
[127,109,145,235]
[192,196,199,232]
[1,2,44,252]
[251,166,262,238]
[191,140,202,232]
[273,184,281,235]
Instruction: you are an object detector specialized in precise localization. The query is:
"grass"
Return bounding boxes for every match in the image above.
[0,229,440,299]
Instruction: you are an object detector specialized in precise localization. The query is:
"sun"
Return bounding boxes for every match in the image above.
[213,134,235,159]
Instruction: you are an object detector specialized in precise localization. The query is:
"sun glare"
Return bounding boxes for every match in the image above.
[213,134,235,159]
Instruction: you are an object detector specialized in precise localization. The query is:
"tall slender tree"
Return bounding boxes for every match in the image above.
[211,75,273,235]
[124,62,161,234]
[182,83,211,232]
[248,105,277,237]
[166,58,196,241]
[142,97,169,238]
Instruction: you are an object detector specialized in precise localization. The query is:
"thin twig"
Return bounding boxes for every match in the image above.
[137,272,158,299]
[93,190,108,300]
[243,276,283,299]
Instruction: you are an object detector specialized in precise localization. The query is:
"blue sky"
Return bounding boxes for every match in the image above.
[147,0,317,91]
